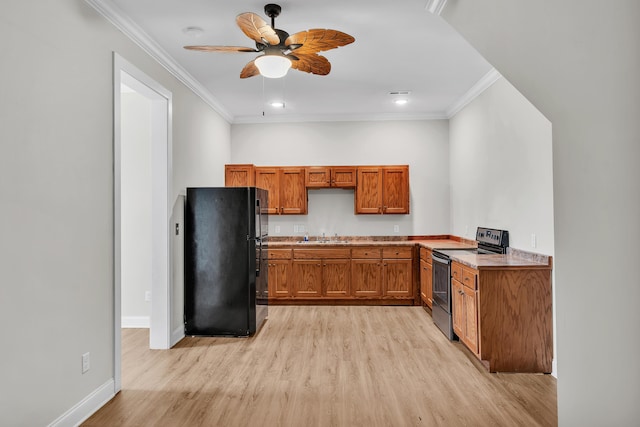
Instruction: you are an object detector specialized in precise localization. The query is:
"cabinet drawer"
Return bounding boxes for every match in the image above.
[351,247,381,259]
[462,267,478,290]
[382,247,412,259]
[420,247,432,263]
[268,249,292,259]
[294,248,351,259]
[451,262,463,282]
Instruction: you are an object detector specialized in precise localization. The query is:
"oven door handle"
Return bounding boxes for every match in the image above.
[431,253,451,264]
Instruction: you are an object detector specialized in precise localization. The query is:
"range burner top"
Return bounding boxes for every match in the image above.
[434,227,509,258]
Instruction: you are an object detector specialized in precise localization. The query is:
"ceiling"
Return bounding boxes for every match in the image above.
[95,0,494,123]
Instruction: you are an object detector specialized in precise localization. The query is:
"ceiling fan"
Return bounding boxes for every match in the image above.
[184,3,355,79]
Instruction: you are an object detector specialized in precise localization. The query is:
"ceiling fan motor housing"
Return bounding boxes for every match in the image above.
[264,4,282,19]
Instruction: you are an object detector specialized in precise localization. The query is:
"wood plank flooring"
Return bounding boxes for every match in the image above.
[84,306,557,426]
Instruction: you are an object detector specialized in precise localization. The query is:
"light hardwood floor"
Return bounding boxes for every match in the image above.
[84,306,557,426]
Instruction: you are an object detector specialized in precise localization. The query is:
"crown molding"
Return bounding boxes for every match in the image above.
[445,68,502,118]
[425,0,448,15]
[85,0,233,123]
[232,111,449,125]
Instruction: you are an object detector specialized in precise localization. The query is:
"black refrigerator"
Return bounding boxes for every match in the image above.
[184,187,268,336]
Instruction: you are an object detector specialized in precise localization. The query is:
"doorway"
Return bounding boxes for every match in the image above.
[113,53,173,392]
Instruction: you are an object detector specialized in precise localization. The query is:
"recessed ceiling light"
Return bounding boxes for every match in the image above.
[389,91,411,106]
[270,101,285,108]
[182,26,204,37]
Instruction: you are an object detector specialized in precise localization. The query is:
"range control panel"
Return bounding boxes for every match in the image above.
[476,227,509,248]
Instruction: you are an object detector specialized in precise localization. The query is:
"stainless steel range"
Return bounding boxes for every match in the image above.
[431,227,509,340]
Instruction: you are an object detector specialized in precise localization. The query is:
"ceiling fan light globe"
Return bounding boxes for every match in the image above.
[255,55,291,78]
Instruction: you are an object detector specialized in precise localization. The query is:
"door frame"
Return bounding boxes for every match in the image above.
[113,52,173,392]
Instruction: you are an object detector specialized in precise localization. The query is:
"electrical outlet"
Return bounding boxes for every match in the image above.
[465,225,469,236]
[393,225,399,233]
[293,225,298,233]
[82,352,90,374]
[275,225,281,233]
[531,233,537,248]
[145,291,152,302]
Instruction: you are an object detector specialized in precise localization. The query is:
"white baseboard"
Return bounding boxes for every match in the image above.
[48,379,115,427]
[121,316,150,328]
[171,324,185,347]
[552,359,557,378]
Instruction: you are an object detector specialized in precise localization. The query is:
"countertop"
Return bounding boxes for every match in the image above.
[264,237,551,269]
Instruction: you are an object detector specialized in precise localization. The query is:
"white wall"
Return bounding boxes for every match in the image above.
[443,2,640,425]
[121,91,152,324]
[231,120,450,237]
[449,77,554,255]
[0,1,231,425]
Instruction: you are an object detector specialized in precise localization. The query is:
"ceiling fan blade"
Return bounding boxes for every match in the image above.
[236,12,280,46]
[285,29,355,55]
[289,53,331,76]
[240,60,261,79]
[183,45,258,53]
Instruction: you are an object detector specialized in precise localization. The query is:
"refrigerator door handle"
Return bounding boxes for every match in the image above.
[255,197,263,277]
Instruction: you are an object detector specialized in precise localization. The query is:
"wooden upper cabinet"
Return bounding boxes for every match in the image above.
[382,166,409,214]
[255,166,307,215]
[355,166,409,214]
[306,167,331,188]
[225,164,254,187]
[255,167,280,214]
[280,167,307,214]
[355,167,383,214]
[306,166,356,188]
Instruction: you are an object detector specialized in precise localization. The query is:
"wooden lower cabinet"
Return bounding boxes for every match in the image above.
[292,248,351,299]
[322,259,350,297]
[351,248,383,297]
[382,247,413,297]
[292,260,323,298]
[267,249,292,298]
[269,245,415,304]
[383,259,412,296]
[452,277,479,355]
[451,261,553,373]
[419,247,433,308]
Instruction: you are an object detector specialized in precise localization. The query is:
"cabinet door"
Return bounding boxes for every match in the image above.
[225,164,254,187]
[452,280,465,338]
[462,288,479,354]
[355,167,382,214]
[255,167,279,214]
[268,259,291,298]
[383,258,412,296]
[280,168,307,215]
[382,166,409,214]
[323,259,351,297]
[351,259,382,297]
[331,167,356,188]
[420,259,433,308]
[293,260,322,297]
[306,167,331,188]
